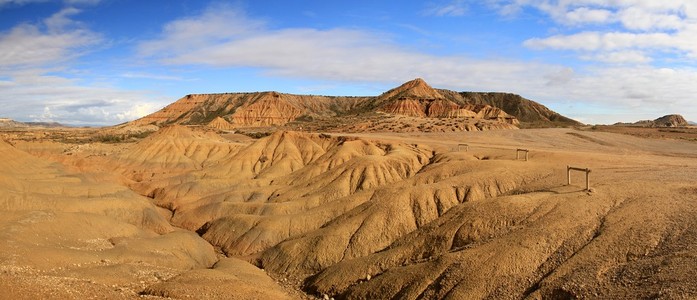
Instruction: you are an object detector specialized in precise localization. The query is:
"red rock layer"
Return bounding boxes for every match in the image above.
[230,92,304,126]
[379,99,428,117]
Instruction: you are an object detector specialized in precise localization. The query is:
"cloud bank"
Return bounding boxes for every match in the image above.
[0,7,165,125]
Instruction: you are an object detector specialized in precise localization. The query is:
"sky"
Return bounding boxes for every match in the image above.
[1,0,696,126]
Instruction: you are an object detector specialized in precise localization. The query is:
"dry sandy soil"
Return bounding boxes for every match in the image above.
[587,125,697,142]
[1,126,697,299]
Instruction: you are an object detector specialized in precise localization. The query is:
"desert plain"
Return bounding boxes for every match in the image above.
[1,123,697,299]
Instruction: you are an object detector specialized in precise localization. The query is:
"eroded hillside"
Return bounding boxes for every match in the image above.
[3,125,697,299]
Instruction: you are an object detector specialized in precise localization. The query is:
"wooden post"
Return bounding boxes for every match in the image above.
[567,166,591,191]
[516,149,529,161]
[567,165,571,185]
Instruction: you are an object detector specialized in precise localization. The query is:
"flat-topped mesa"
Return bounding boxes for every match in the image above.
[127,78,578,130]
[130,93,228,126]
[129,92,312,127]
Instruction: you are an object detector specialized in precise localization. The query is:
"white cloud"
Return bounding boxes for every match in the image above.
[6,71,167,125]
[139,8,558,89]
[0,0,100,7]
[138,3,264,58]
[423,0,468,17]
[524,31,680,52]
[64,0,100,4]
[534,65,697,123]
[492,0,692,27]
[0,8,100,68]
[564,7,613,25]
[618,6,684,31]
[120,72,184,81]
[0,7,164,126]
[44,7,82,31]
[35,106,57,121]
[582,50,652,64]
[0,0,47,6]
[494,0,697,63]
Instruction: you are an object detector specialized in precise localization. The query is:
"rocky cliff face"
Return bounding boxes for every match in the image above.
[653,114,689,127]
[440,91,581,126]
[374,79,519,125]
[229,92,304,126]
[426,99,461,117]
[617,114,690,128]
[379,99,428,117]
[467,104,520,126]
[131,93,240,126]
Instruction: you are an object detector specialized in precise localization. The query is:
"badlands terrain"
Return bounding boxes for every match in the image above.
[2,80,697,299]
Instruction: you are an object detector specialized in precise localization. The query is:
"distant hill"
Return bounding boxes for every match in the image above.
[654,115,689,127]
[0,118,28,128]
[615,114,689,128]
[455,92,581,127]
[0,118,65,128]
[129,78,580,131]
[24,121,65,128]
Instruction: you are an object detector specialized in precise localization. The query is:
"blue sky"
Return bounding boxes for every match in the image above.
[1,0,696,125]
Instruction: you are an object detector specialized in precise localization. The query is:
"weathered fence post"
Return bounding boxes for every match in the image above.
[567,165,591,191]
[567,165,571,185]
[516,149,529,161]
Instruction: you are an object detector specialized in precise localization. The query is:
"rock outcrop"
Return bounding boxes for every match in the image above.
[448,91,581,126]
[0,118,29,128]
[229,92,304,126]
[377,78,445,103]
[0,118,64,128]
[616,114,689,128]
[653,114,689,127]
[373,79,519,125]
